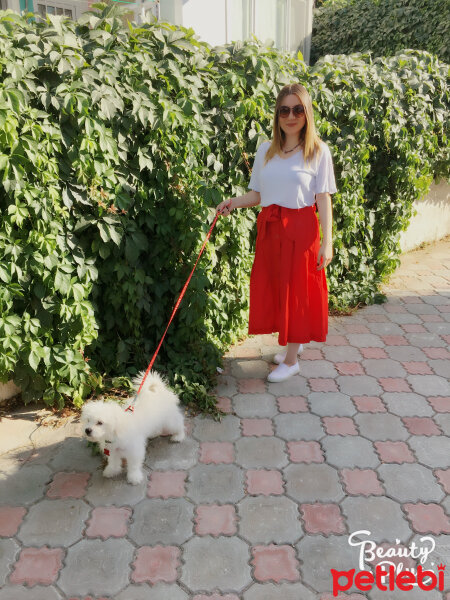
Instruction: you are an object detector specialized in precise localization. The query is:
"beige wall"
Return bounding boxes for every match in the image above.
[400,181,450,252]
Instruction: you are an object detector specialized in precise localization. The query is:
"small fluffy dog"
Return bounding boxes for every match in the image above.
[80,371,185,485]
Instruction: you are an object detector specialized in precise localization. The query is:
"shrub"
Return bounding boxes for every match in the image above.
[0,5,448,408]
[311,0,450,65]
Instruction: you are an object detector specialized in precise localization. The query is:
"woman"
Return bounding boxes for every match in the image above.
[217,83,337,383]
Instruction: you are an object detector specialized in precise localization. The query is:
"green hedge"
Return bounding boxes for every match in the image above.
[0,4,448,408]
[311,0,450,64]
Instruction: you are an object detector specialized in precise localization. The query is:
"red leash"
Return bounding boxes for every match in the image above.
[126,201,231,410]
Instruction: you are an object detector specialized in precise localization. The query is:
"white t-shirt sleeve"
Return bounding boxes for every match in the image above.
[315,143,337,195]
[248,142,269,192]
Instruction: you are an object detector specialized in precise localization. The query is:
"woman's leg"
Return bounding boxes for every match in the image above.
[284,343,301,366]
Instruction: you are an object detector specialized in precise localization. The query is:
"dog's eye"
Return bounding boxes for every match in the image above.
[96,421,103,425]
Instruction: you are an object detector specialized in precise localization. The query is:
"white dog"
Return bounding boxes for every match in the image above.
[80,371,185,484]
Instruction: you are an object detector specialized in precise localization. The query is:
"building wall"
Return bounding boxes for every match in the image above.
[400,181,450,252]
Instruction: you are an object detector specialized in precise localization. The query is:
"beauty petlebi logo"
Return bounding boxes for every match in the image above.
[331,530,446,595]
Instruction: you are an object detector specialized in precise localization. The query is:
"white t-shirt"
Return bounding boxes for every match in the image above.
[248,140,337,209]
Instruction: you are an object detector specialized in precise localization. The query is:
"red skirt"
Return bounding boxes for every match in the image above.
[248,204,328,346]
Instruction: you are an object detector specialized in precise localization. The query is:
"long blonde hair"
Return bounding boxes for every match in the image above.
[264,83,322,165]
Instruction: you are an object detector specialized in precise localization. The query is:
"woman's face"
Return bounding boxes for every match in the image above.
[278,93,306,138]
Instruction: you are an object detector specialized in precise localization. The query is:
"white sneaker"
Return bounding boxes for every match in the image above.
[267,362,300,383]
[273,344,304,365]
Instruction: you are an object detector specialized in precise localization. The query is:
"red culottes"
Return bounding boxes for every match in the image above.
[248,204,328,346]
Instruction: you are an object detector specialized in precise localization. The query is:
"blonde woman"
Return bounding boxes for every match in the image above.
[217,84,337,382]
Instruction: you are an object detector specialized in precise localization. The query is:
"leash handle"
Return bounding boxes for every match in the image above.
[134,202,231,399]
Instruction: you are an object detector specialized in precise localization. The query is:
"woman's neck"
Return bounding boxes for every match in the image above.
[282,134,300,151]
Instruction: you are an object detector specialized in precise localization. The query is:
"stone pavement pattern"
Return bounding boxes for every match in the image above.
[0,239,450,599]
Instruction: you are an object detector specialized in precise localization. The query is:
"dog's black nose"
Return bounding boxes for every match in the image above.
[85,428,92,435]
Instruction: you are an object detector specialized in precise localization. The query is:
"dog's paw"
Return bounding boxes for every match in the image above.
[127,470,145,485]
[103,466,121,478]
[170,431,185,443]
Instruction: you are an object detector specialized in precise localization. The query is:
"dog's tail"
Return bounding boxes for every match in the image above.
[132,370,170,395]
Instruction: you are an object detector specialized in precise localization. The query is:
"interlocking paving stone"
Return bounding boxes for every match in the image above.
[115,583,189,600]
[297,535,361,593]
[195,504,237,536]
[58,538,134,596]
[239,379,266,393]
[251,544,300,583]
[46,471,90,499]
[374,441,415,463]
[231,359,269,379]
[287,441,324,463]
[409,533,450,578]
[308,392,356,416]
[215,375,238,397]
[341,497,412,542]
[238,496,303,544]
[406,333,446,347]
[362,359,407,378]
[434,413,450,435]
[246,469,284,495]
[128,499,193,545]
[193,415,241,442]
[352,396,386,413]
[345,333,384,347]
[132,545,180,584]
[180,537,252,592]
[353,413,409,441]
[0,538,19,586]
[408,436,450,467]
[49,436,102,472]
[17,499,90,546]
[297,360,338,378]
[268,375,310,396]
[187,464,245,503]
[243,582,316,600]
[0,587,62,600]
[322,436,379,468]
[0,506,26,536]
[235,438,288,469]
[85,506,132,539]
[378,464,444,502]
[403,503,450,534]
[369,589,442,599]
[385,346,428,361]
[322,346,363,362]
[145,437,199,470]
[337,375,382,396]
[366,322,405,335]
[9,546,64,586]
[428,358,450,378]
[232,394,278,418]
[381,392,433,416]
[284,464,344,502]
[0,465,52,505]
[273,413,324,440]
[407,374,450,396]
[386,311,422,324]
[322,416,357,435]
[85,471,147,506]
[300,503,346,534]
[406,303,439,314]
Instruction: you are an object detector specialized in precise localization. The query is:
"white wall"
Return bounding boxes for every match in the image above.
[400,181,450,252]
[182,0,226,47]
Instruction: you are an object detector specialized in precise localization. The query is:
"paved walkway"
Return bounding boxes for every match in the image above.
[0,238,449,599]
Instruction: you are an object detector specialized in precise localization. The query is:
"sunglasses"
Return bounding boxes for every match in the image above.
[278,104,305,118]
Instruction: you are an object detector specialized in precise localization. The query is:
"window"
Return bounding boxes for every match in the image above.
[160,0,313,61]
[37,1,76,19]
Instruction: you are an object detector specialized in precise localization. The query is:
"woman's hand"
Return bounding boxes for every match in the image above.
[216,198,234,216]
[317,241,333,271]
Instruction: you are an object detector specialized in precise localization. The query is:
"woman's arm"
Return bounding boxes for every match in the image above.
[216,190,261,216]
[315,192,333,271]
